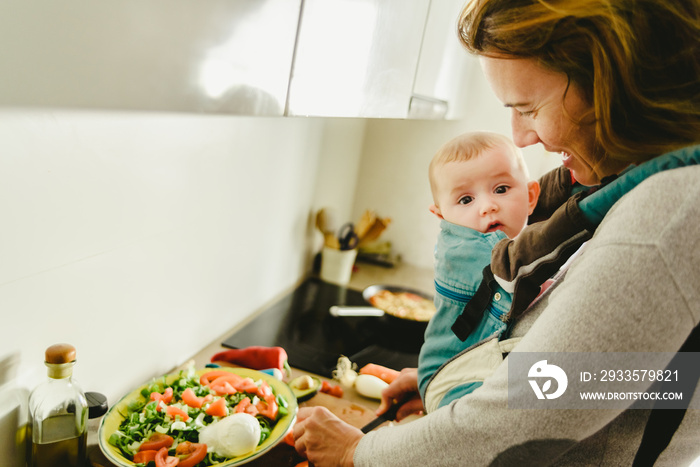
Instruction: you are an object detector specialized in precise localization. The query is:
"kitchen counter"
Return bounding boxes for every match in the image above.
[89,261,433,466]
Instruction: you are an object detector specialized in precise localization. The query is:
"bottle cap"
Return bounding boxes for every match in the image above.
[86,392,109,419]
[45,343,77,364]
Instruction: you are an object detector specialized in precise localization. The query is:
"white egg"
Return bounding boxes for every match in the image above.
[199,412,261,457]
[354,374,389,399]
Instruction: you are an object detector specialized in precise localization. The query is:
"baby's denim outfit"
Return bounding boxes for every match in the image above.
[417,221,511,408]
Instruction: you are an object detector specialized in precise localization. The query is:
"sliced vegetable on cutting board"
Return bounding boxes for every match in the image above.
[332,355,358,387]
[333,356,397,399]
[359,363,400,384]
[320,380,344,398]
[289,375,322,402]
[354,374,389,400]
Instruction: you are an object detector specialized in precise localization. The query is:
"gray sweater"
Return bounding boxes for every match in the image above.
[355,165,700,466]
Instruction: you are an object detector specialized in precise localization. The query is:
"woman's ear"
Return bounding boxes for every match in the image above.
[526,180,541,215]
[429,204,444,219]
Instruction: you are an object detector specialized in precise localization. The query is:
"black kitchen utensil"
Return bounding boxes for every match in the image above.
[360,402,401,433]
[337,222,359,250]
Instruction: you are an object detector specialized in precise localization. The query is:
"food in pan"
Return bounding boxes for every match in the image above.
[368,290,436,322]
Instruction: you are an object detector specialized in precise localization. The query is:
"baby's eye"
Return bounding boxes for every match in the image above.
[494,185,510,194]
[458,195,474,205]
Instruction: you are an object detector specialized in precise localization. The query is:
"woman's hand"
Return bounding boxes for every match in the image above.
[377,367,424,421]
[293,406,363,467]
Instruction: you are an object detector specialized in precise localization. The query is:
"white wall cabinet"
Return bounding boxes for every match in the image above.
[285,0,430,118]
[410,0,481,120]
[0,0,301,116]
[0,0,476,119]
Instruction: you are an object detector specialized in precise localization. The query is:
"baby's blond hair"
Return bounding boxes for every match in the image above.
[429,131,528,203]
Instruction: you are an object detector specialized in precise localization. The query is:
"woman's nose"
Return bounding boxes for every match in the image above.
[511,112,540,148]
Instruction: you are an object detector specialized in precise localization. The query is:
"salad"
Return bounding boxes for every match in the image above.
[106,367,293,467]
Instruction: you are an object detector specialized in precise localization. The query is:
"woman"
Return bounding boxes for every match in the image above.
[293,0,700,465]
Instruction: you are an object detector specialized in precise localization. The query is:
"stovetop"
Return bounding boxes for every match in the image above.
[221,277,423,377]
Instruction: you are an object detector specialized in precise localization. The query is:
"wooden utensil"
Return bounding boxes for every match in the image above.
[316,208,341,249]
[355,210,377,239]
[358,216,391,247]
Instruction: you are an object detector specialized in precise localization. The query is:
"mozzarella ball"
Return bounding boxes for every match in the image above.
[199,412,261,457]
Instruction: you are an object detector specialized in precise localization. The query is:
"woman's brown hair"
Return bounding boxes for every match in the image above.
[458,0,700,163]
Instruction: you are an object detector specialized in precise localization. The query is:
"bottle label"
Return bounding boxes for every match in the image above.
[38,414,79,443]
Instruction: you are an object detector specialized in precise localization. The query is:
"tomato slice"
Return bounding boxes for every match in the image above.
[210,380,237,395]
[155,447,179,467]
[234,397,259,416]
[139,433,174,452]
[133,450,158,464]
[200,370,243,386]
[329,384,344,398]
[232,377,259,393]
[165,405,190,422]
[205,397,228,417]
[150,387,174,405]
[255,381,273,398]
[181,387,204,408]
[256,394,278,420]
[320,381,344,398]
[321,380,332,393]
[176,442,207,467]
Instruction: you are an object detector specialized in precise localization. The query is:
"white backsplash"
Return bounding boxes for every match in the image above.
[0,353,27,467]
[0,110,366,433]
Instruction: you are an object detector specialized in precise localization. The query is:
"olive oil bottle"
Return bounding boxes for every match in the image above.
[28,344,88,467]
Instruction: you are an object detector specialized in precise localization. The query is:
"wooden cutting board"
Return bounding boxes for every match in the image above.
[300,391,377,428]
[245,391,378,467]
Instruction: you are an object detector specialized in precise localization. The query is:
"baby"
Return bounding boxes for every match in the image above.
[428,131,539,238]
[418,131,543,410]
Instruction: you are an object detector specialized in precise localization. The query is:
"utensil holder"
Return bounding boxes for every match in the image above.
[320,247,358,285]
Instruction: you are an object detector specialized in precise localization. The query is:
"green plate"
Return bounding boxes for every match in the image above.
[98,367,298,466]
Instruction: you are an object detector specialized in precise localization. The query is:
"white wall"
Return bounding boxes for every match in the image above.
[310,118,368,235]
[0,110,364,406]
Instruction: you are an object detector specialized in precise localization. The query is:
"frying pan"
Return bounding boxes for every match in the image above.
[329,285,434,352]
[330,284,435,326]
